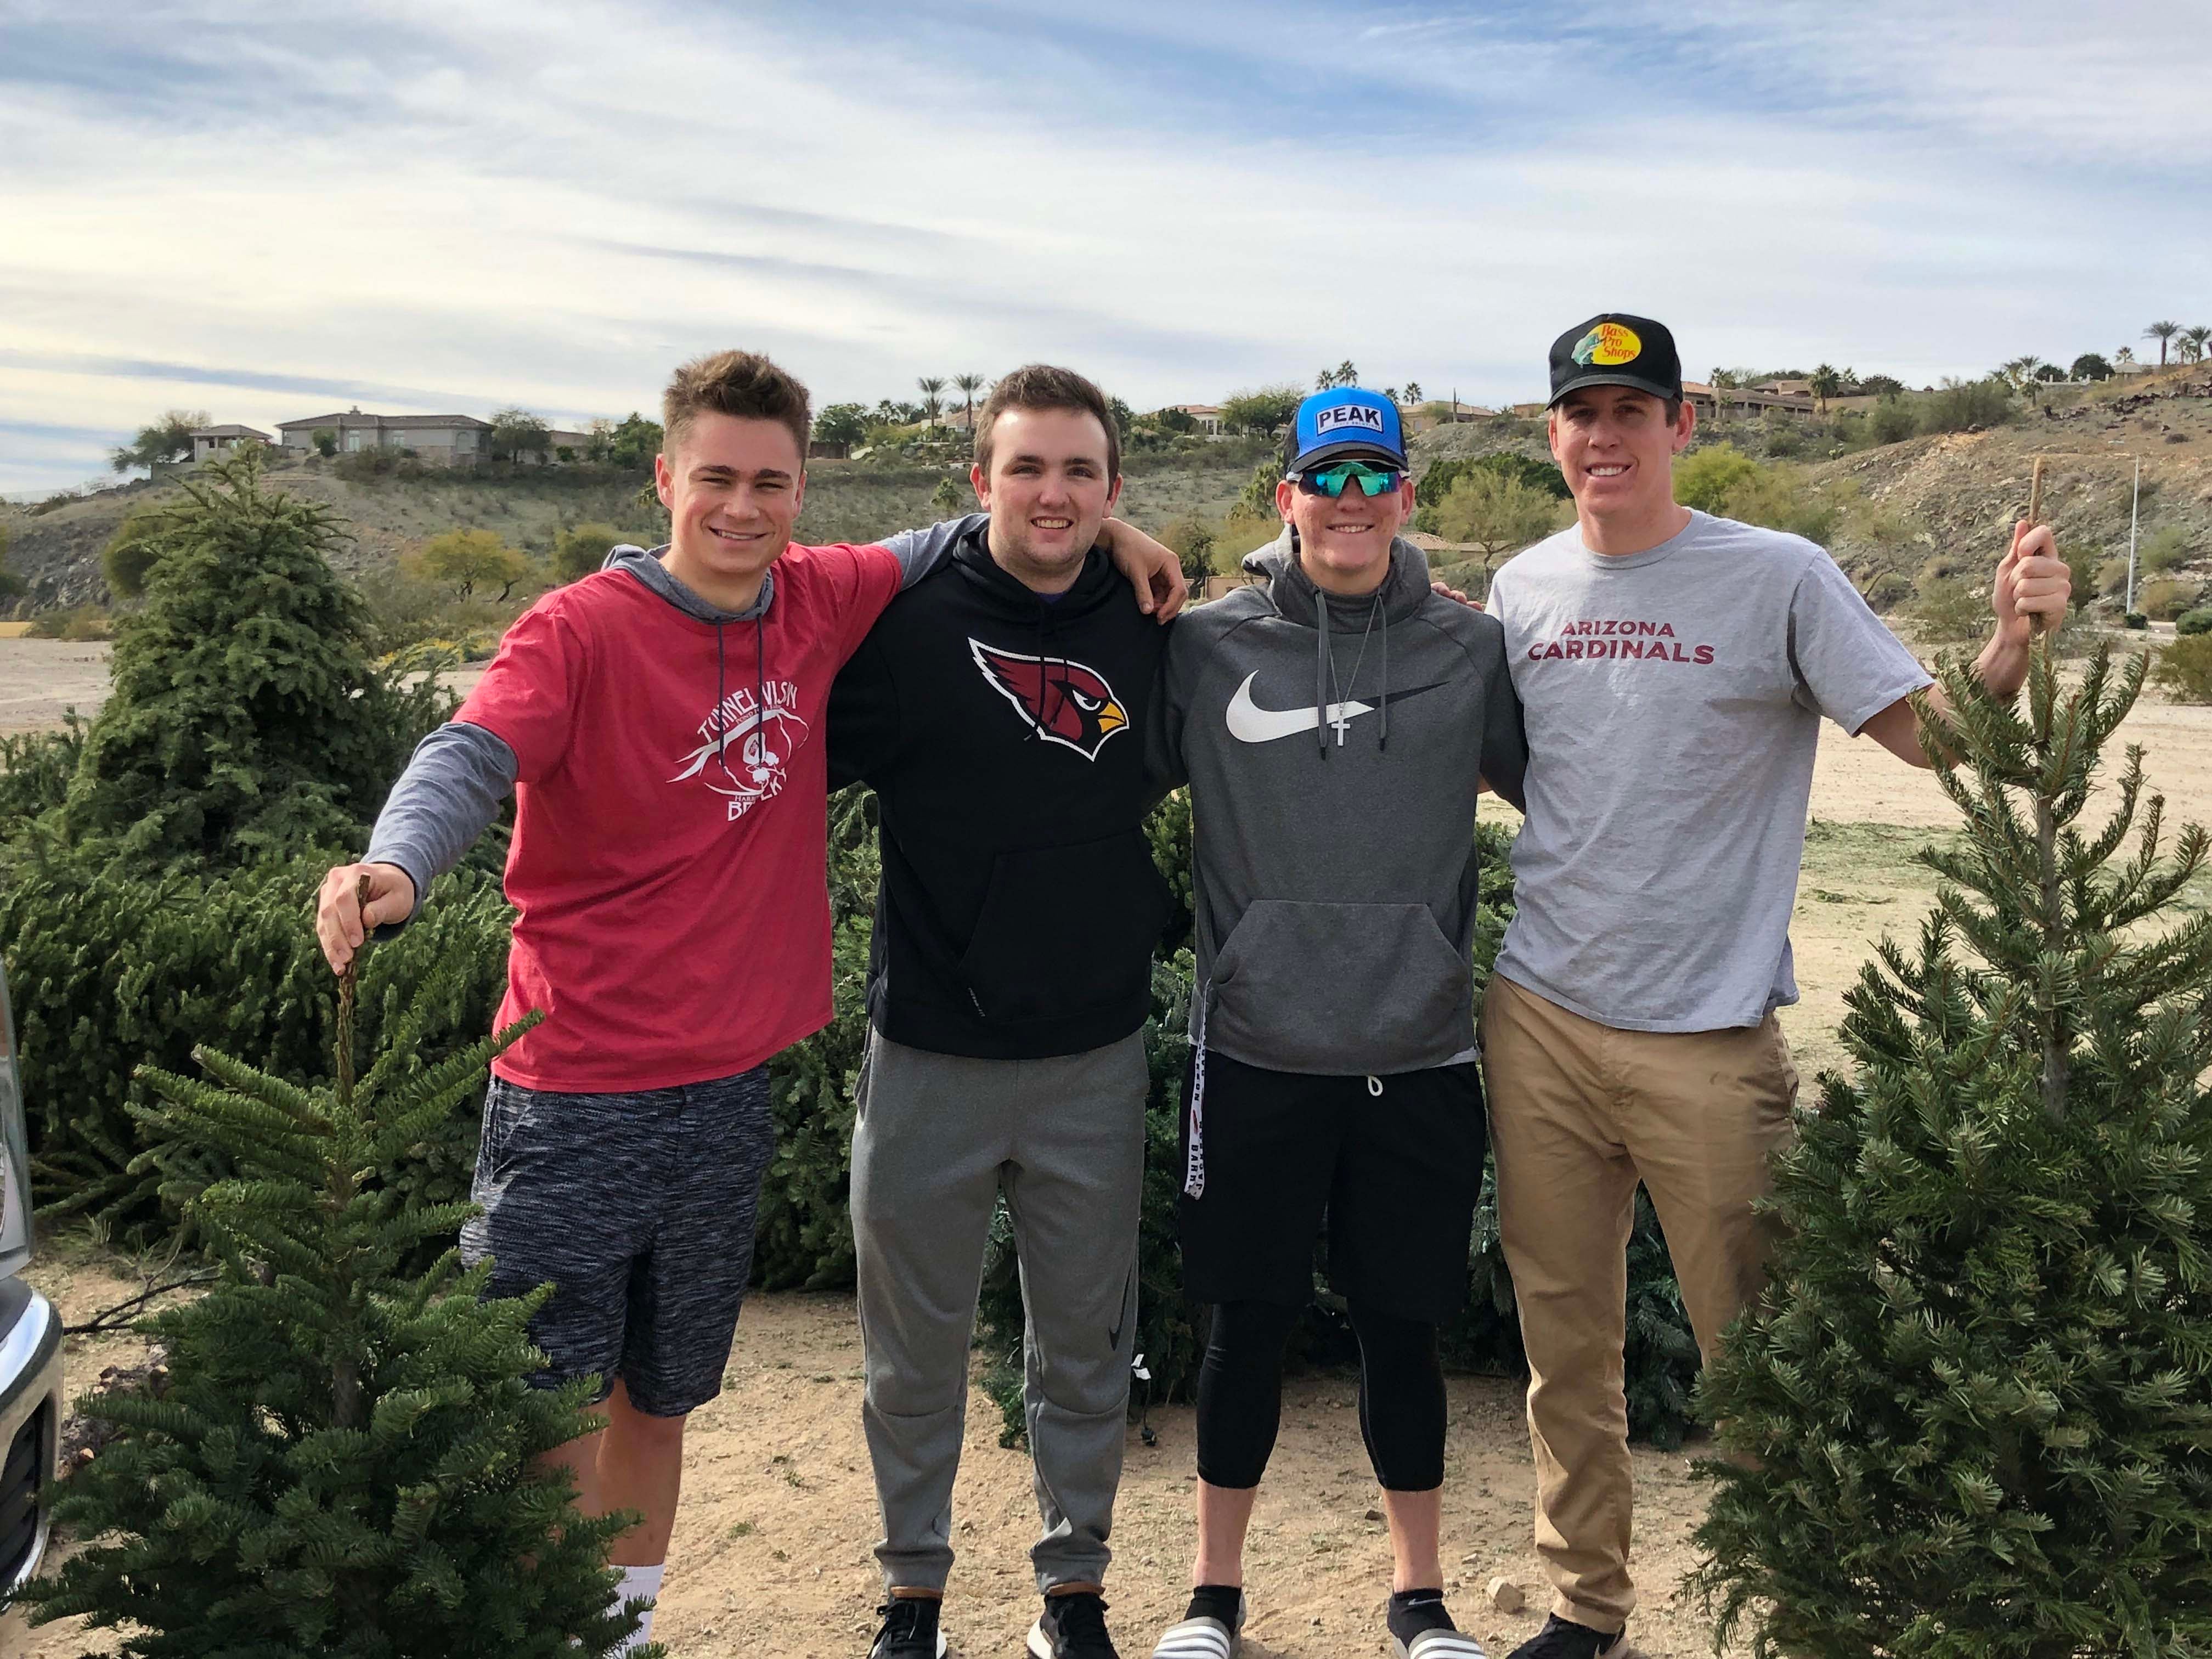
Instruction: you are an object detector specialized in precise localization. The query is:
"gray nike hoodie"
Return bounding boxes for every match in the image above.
[1151,529,1526,1091]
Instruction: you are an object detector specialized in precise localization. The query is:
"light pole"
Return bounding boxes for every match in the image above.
[2125,458,2141,616]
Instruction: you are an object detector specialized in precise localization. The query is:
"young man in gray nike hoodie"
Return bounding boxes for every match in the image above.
[1141,388,1526,1659]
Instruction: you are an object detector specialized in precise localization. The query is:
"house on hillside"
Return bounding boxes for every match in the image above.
[1404,400,1495,433]
[189,424,271,462]
[1753,378,1814,397]
[274,409,494,462]
[1167,404,1225,436]
[1682,381,1817,420]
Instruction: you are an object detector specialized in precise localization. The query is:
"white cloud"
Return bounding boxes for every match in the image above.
[1,0,2206,492]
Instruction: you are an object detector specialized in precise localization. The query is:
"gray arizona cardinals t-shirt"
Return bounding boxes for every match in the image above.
[1486,510,1930,1032]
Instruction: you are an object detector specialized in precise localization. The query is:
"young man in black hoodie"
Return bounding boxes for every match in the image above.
[828,366,1176,1659]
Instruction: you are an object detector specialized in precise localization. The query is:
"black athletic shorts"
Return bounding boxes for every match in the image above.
[1176,1049,1485,1322]
[459,1067,775,1418]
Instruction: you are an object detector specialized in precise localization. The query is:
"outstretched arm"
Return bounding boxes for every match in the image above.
[1860,521,2072,769]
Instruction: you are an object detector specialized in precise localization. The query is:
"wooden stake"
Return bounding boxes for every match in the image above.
[2027,456,2050,635]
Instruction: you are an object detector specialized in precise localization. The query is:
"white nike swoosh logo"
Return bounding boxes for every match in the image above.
[1225,672,1373,743]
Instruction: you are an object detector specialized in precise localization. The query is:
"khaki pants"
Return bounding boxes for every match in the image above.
[1479,973,1798,1630]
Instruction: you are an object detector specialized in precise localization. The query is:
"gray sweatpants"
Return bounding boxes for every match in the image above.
[851,1027,1147,1595]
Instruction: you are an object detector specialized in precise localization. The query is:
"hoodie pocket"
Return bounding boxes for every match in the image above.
[959,831,1173,1026]
[1209,899,1471,1074]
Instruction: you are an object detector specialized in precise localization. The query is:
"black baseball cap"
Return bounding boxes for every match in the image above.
[1547,313,1683,408]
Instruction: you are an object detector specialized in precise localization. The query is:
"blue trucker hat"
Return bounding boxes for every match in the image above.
[1287,387,1407,472]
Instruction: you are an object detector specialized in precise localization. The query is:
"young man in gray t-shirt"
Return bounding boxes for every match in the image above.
[1480,314,2073,1659]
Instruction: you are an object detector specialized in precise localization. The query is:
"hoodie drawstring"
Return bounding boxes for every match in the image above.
[1380,599,1390,751]
[1315,590,1331,757]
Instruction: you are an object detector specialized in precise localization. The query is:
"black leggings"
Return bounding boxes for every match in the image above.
[1193,1299,1446,1492]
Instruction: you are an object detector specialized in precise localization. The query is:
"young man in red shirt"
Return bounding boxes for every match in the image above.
[315,351,1181,1652]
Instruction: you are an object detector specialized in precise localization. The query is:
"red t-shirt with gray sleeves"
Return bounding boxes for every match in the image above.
[456,544,902,1090]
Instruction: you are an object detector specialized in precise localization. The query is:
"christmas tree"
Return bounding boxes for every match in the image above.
[1692,640,2212,1654]
[18,928,657,1656]
[61,448,447,867]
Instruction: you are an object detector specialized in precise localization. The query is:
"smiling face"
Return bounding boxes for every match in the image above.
[972,405,1121,594]
[1548,386,1695,532]
[1275,459,1413,596]
[653,411,806,607]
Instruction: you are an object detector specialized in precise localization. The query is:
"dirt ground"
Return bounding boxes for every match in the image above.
[5,646,2211,1658]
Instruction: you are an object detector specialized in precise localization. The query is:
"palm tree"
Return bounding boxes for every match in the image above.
[1336,359,1358,388]
[917,376,945,431]
[2115,346,2136,366]
[2145,321,2181,369]
[2181,326,2211,366]
[1807,363,1843,414]
[1403,380,1423,406]
[952,373,987,432]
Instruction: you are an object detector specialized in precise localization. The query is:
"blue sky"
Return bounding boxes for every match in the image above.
[3,0,2207,495]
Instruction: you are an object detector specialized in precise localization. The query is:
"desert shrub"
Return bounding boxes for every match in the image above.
[60,454,453,867]
[1158,515,1220,586]
[1859,571,1912,613]
[1868,393,1917,445]
[2138,523,2194,574]
[2177,607,2212,637]
[549,521,639,584]
[1416,454,1569,511]
[2136,577,2195,620]
[2125,612,2151,630]
[5,849,512,1239]
[1675,444,1762,514]
[334,445,424,482]
[2155,633,2212,701]
[1910,575,1991,646]
[1917,376,2015,433]
[24,605,112,640]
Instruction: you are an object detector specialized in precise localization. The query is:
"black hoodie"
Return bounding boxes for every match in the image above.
[827,519,1173,1060]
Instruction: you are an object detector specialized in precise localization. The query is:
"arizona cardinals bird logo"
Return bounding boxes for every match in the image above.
[969,639,1129,761]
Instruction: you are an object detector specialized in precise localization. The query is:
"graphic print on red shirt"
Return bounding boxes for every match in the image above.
[455,543,902,1092]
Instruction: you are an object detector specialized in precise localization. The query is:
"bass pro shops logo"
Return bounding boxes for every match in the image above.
[669,680,810,820]
[1572,321,1643,366]
[969,639,1129,760]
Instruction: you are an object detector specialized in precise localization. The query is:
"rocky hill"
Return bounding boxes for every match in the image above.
[6,379,2207,616]
[0,442,1265,612]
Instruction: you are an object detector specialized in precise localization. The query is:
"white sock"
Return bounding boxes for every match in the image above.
[614,1562,664,1653]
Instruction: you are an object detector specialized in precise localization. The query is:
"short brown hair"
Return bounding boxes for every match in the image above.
[973,364,1119,481]
[662,349,811,462]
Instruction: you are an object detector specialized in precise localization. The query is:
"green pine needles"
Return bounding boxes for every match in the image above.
[1692,640,2212,1655]
[16,941,655,1656]
[59,449,450,867]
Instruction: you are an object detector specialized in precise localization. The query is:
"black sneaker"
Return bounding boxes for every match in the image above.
[869,1596,948,1659]
[1028,1590,1120,1659]
[1505,1614,1629,1659]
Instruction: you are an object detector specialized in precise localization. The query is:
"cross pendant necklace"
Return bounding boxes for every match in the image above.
[1326,596,1379,751]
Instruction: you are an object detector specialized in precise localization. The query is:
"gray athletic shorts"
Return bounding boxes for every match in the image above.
[459,1066,775,1418]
